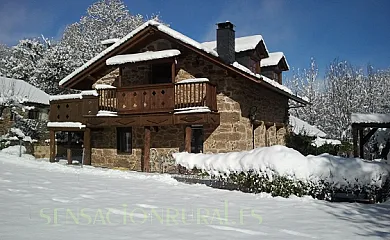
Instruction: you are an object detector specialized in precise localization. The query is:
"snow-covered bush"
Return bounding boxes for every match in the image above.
[174,146,390,203]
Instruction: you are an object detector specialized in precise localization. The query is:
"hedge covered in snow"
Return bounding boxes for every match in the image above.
[173,146,390,202]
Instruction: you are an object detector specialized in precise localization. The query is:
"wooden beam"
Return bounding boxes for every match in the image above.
[143,126,151,172]
[171,59,176,83]
[352,126,358,157]
[362,128,378,145]
[83,128,91,165]
[359,128,364,159]
[185,125,192,152]
[49,130,56,163]
[67,131,72,165]
[118,67,122,87]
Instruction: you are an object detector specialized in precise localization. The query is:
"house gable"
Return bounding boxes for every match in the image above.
[59,20,307,104]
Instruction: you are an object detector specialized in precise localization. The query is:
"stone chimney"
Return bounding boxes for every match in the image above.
[216,21,235,64]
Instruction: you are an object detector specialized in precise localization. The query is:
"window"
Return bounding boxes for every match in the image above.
[150,63,172,84]
[28,109,40,120]
[191,126,204,153]
[117,127,132,153]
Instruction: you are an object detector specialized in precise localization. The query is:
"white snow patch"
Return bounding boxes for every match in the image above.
[47,122,86,129]
[100,38,120,45]
[94,84,116,89]
[177,78,210,84]
[289,116,327,138]
[174,107,211,114]
[312,137,342,147]
[81,90,98,96]
[106,49,181,65]
[96,110,118,117]
[1,145,26,156]
[173,145,390,187]
[50,94,82,101]
[351,113,390,124]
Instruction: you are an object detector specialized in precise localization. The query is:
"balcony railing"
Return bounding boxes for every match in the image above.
[49,82,218,122]
[175,81,217,111]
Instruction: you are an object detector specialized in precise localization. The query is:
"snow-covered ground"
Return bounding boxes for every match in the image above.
[1,152,390,239]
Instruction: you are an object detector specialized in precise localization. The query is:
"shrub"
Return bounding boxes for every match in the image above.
[204,170,390,203]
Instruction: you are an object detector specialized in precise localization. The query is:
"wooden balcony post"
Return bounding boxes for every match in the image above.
[143,126,151,172]
[171,59,176,83]
[352,126,358,157]
[359,128,364,159]
[185,125,192,153]
[67,131,72,165]
[49,130,56,163]
[83,128,91,165]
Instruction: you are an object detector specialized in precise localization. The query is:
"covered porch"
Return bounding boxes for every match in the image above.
[351,113,390,159]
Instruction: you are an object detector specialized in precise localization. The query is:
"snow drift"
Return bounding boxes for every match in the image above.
[173,145,390,187]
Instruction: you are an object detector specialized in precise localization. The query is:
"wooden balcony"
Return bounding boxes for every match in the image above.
[49,82,219,127]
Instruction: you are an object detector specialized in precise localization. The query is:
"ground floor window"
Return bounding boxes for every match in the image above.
[191,126,204,153]
[117,127,132,153]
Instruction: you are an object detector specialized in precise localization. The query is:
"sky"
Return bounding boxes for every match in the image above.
[0,0,389,78]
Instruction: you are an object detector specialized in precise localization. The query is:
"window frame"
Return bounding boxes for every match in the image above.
[116,127,133,154]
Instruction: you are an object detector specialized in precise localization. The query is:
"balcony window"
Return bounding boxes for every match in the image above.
[117,127,132,154]
[150,63,172,84]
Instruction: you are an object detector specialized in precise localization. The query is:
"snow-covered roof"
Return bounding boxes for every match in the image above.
[351,113,390,124]
[106,49,181,66]
[261,52,289,70]
[232,62,307,102]
[101,38,120,45]
[289,115,327,138]
[0,76,50,105]
[47,122,86,129]
[59,20,218,87]
[201,35,266,53]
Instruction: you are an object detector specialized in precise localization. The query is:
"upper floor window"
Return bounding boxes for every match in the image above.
[150,63,172,84]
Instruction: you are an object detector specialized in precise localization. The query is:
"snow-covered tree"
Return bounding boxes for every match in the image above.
[3,38,47,81]
[61,0,147,64]
[0,43,10,76]
[286,58,324,126]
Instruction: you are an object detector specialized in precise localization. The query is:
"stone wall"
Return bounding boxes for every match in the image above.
[90,125,184,172]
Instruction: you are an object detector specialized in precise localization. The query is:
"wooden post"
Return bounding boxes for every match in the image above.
[67,131,72,165]
[352,126,358,157]
[143,126,151,172]
[83,128,91,165]
[49,130,56,163]
[359,128,364,159]
[185,125,192,152]
[171,59,176,83]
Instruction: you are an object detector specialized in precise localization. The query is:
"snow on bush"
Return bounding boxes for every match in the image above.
[173,145,390,202]
[1,145,26,156]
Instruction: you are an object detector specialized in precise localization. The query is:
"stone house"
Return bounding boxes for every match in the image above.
[48,20,307,172]
[0,76,50,147]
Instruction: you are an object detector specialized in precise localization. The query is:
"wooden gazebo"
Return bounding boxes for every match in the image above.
[351,113,390,158]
